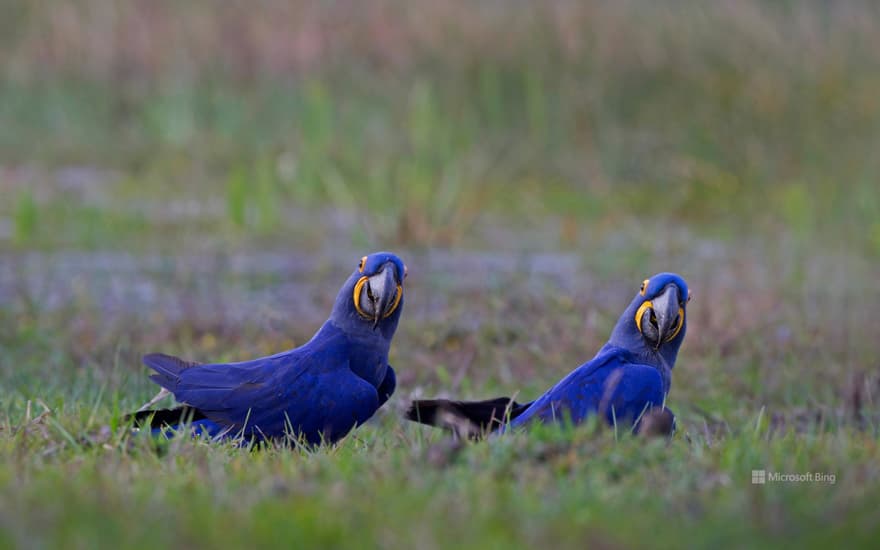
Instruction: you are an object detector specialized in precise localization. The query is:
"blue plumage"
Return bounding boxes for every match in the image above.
[133,252,407,445]
[407,273,690,436]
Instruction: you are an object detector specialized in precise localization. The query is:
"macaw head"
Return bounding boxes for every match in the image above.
[608,272,690,374]
[331,251,407,339]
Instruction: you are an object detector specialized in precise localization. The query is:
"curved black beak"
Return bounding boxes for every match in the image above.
[651,284,681,345]
[367,263,399,329]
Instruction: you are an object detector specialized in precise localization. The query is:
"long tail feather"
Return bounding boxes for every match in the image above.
[126,406,208,428]
[405,397,529,435]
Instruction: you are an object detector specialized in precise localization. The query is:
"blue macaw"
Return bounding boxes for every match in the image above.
[130,252,407,445]
[406,273,690,436]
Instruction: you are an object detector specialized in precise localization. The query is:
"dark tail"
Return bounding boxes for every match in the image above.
[405,397,530,438]
[132,353,205,429]
[127,406,208,429]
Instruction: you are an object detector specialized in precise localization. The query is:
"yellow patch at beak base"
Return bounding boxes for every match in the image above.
[634,300,685,343]
[635,300,653,333]
[353,276,403,320]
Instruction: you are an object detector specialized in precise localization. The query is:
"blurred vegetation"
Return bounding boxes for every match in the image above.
[1,0,878,252]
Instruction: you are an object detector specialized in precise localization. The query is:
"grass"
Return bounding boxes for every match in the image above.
[1,1,880,548]
[2,236,878,548]
[2,415,877,549]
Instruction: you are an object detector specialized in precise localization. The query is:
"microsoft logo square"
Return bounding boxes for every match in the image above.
[752,470,766,484]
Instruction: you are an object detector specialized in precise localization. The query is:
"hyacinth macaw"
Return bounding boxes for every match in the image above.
[406,272,690,437]
[130,252,407,445]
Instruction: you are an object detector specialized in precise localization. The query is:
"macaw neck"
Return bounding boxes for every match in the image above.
[605,299,684,395]
[598,341,673,395]
[311,319,391,386]
[607,329,681,369]
[317,315,393,351]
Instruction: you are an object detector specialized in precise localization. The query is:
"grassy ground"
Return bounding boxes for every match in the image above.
[2,1,880,548]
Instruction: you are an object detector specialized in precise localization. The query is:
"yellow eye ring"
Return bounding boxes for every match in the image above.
[352,276,403,320]
[640,279,649,296]
[358,256,367,273]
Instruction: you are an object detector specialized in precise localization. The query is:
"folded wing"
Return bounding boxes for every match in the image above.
[141,350,381,443]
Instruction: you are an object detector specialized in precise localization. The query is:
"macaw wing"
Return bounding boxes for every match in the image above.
[510,352,666,429]
[145,351,292,410]
[145,351,303,434]
[376,365,397,408]
[143,351,379,442]
[224,366,379,443]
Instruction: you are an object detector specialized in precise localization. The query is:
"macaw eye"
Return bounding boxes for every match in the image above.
[640,279,649,296]
[358,256,367,273]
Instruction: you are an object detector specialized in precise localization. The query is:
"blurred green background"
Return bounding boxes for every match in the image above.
[1,2,879,548]
[2,0,878,253]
